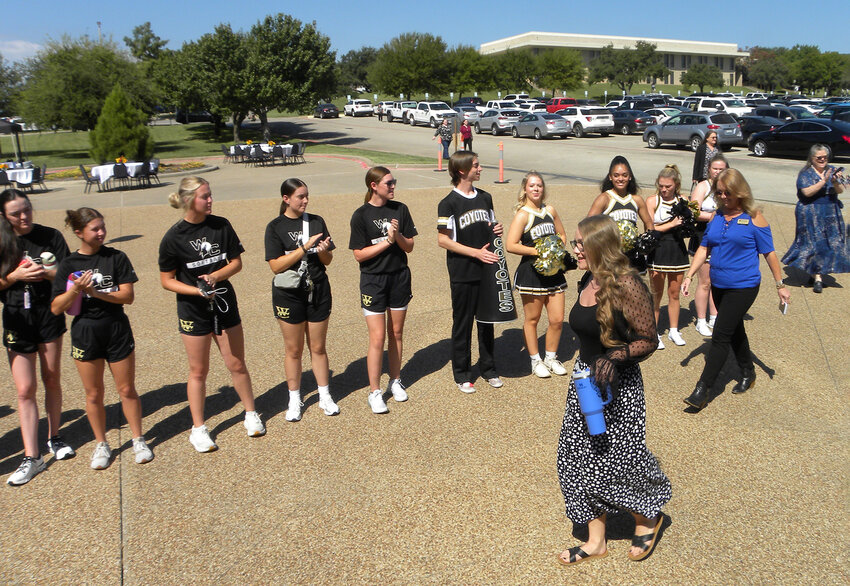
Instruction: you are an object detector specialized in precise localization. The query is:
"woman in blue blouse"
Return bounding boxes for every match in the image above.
[681,169,791,410]
[781,144,849,293]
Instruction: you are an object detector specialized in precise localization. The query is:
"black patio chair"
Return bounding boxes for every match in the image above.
[134,160,152,188]
[0,170,12,189]
[111,163,130,190]
[79,165,100,193]
[37,164,48,191]
[221,144,233,164]
[271,145,285,165]
[291,142,306,164]
[251,144,272,167]
[149,159,161,184]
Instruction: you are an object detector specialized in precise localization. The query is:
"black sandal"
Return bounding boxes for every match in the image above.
[628,515,664,561]
[557,546,609,566]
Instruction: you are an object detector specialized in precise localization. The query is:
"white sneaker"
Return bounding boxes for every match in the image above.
[543,356,568,376]
[90,442,112,470]
[487,377,504,389]
[668,330,686,346]
[457,382,476,394]
[389,379,408,402]
[695,321,713,337]
[657,335,665,350]
[47,436,75,460]
[368,390,389,414]
[318,394,340,416]
[708,316,717,329]
[285,401,303,422]
[132,438,153,464]
[531,358,552,378]
[7,456,45,485]
[244,411,266,436]
[189,426,218,453]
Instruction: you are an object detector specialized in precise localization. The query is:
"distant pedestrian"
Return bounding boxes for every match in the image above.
[692,131,718,188]
[433,118,453,160]
[377,103,384,122]
[460,120,473,151]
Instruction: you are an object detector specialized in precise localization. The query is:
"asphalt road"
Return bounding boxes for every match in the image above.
[288,114,806,205]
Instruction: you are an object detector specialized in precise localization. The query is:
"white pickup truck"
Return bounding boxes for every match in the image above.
[408,102,457,127]
[385,101,418,123]
[477,100,517,114]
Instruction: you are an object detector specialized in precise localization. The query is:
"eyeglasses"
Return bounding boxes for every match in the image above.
[569,239,584,251]
[383,179,397,187]
[814,156,828,161]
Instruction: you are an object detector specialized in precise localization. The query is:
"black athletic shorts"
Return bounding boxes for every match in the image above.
[3,304,67,354]
[359,267,412,313]
[176,286,241,336]
[70,314,135,363]
[272,277,332,324]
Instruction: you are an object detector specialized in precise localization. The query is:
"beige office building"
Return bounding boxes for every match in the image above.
[480,32,749,87]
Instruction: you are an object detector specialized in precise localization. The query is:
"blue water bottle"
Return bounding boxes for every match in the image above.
[572,368,613,435]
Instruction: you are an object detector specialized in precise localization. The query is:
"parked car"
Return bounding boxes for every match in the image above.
[575,99,600,106]
[696,97,750,119]
[313,103,339,119]
[788,106,817,120]
[455,96,484,108]
[605,100,627,109]
[175,110,214,123]
[408,101,457,127]
[644,107,682,125]
[517,102,548,113]
[738,115,787,141]
[611,110,656,135]
[511,113,571,139]
[480,100,518,114]
[476,109,523,135]
[554,107,614,137]
[816,103,850,120]
[642,112,744,150]
[385,101,417,123]
[748,119,850,160]
[375,101,395,117]
[504,93,530,103]
[453,105,481,122]
[344,99,374,116]
[752,105,795,121]
[546,97,579,113]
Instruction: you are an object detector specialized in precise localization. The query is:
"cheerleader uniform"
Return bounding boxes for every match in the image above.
[513,206,567,296]
[601,190,639,228]
[647,196,689,273]
[264,213,335,324]
[158,215,244,335]
[2,224,69,354]
[688,190,717,256]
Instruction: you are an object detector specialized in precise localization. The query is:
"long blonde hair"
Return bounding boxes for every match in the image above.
[716,168,757,216]
[514,171,545,211]
[578,215,637,347]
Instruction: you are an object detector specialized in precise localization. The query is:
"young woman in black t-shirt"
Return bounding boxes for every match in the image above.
[265,178,336,422]
[0,189,73,485]
[159,177,264,452]
[50,208,152,470]
[349,167,417,414]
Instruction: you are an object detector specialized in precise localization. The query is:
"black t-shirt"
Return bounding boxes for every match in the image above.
[51,246,137,320]
[436,188,496,283]
[348,200,417,274]
[264,213,335,282]
[1,224,70,307]
[158,215,244,302]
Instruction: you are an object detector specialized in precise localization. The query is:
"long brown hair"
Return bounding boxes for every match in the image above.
[578,215,637,347]
[279,178,307,215]
[364,166,391,203]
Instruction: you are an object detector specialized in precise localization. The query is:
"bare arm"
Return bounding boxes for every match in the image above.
[753,212,791,304]
[689,181,715,222]
[587,193,609,216]
[85,282,134,306]
[268,233,324,273]
[633,195,655,231]
[505,210,535,256]
[681,246,709,297]
[437,229,499,264]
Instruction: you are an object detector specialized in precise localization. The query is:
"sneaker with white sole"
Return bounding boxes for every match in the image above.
[388,379,408,402]
[457,382,475,394]
[668,330,686,346]
[368,390,389,414]
[657,335,665,350]
[133,438,154,464]
[7,456,45,486]
[487,377,504,389]
[543,356,568,376]
[318,395,340,416]
[531,358,551,378]
[285,400,303,422]
[47,436,75,460]
[695,321,713,337]
[189,426,218,453]
[90,442,112,470]
[244,411,266,436]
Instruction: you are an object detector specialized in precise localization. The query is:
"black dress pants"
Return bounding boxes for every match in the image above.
[699,285,759,385]
[450,280,495,383]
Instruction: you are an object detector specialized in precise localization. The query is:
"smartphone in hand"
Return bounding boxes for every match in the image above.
[779,301,788,315]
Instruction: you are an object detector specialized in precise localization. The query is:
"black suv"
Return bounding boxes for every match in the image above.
[817,103,850,121]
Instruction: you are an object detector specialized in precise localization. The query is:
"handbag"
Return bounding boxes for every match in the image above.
[273,214,310,290]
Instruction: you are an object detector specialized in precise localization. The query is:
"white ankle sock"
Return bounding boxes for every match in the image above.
[696,318,706,326]
[670,328,680,334]
[545,351,557,360]
[288,390,300,405]
[708,315,716,327]
[317,385,330,397]
[530,353,541,362]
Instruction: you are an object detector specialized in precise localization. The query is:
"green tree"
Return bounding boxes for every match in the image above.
[446,45,493,97]
[588,41,669,94]
[0,53,22,117]
[490,49,537,93]
[368,33,449,99]
[89,84,154,164]
[784,45,825,93]
[337,47,377,94]
[680,63,724,92]
[747,51,789,92]
[245,13,336,140]
[820,52,845,96]
[536,48,584,96]
[123,22,168,61]
[16,36,154,130]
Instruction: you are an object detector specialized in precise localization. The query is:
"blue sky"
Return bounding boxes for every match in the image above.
[0,0,846,63]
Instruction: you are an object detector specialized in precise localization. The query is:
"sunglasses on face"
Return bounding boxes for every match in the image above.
[814,156,828,161]
[383,179,397,187]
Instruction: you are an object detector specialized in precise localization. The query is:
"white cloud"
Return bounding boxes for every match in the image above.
[0,40,43,63]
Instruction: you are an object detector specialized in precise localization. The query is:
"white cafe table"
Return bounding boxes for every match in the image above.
[230,144,292,156]
[90,162,149,184]
[4,168,33,185]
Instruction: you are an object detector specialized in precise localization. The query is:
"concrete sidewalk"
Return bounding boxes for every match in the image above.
[2,154,847,584]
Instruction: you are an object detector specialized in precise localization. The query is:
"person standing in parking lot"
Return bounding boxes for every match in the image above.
[691,131,718,188]
[433,118,453,160]
[376,103,384,122]
[460,119,473,151]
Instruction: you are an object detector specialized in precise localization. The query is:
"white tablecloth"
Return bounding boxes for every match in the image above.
[5,168,33,184]
[91,162,149,184]
[1,161,31,169]
[230,144,292,156]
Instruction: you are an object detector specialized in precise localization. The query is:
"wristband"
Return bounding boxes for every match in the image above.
[776,280,785,289]
[300,244,308,254]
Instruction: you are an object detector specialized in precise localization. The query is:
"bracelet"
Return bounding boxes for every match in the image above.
[300,244,307,254]
[776,280,785,289]
[684,275,693,280]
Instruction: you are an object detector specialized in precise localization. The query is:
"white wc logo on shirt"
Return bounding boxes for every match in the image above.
[190,238,220,258]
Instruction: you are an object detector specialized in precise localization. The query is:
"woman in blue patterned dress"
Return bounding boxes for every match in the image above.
[781,144,849,293]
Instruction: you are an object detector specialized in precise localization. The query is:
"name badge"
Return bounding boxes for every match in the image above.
[737,218,750,225]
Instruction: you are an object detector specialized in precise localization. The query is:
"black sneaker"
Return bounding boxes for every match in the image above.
[47,436,76,460]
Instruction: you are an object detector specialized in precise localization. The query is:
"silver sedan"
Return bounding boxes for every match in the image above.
[511,113,571,139]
